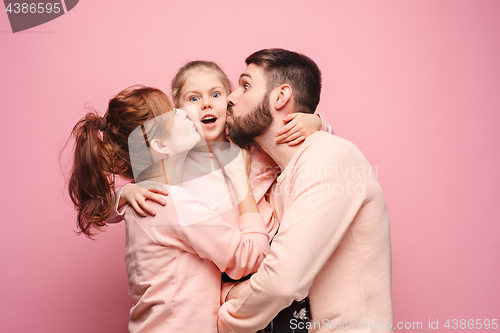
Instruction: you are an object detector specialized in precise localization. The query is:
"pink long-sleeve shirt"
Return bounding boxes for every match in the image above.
[124,185,270,333]
[115,145,279,333]
[218,132,393,333]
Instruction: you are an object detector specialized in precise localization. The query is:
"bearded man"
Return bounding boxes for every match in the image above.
[220,48,394,333]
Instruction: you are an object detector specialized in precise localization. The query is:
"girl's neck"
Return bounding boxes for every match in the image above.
[192,140,230,153]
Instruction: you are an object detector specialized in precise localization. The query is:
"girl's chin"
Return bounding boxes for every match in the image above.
[205,137,229,144]
[203,130,227,143]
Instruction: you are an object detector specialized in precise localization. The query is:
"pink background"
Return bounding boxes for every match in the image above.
[1,1,499,331]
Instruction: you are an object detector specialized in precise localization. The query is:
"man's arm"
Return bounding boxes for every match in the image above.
[218,138,366,332]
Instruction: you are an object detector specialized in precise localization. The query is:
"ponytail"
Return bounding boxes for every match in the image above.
[68,112,116,237]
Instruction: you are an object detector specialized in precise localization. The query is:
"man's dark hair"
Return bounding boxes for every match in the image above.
[245,48,322,113]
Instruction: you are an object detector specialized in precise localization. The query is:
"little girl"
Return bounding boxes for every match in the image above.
[69,86,270,333]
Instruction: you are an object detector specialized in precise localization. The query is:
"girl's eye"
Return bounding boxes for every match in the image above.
[189,96,200,102]
[212,92,220,98]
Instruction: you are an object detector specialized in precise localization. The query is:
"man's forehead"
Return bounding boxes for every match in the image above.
[239,63,265,82]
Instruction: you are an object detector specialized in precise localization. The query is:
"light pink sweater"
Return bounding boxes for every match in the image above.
[124,186,270,333]
[218,132,393,333]
[114,145,279,333]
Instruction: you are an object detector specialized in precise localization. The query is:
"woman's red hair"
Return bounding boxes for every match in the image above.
[68,86,173,238]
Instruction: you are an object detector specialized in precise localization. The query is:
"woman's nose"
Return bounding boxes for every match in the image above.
[184,105,198,122]
[178,108,188,118]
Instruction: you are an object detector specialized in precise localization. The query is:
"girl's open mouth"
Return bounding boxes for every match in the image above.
[201,114,217,128]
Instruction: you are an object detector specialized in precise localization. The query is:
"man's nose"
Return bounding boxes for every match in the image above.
[227,92,237,106]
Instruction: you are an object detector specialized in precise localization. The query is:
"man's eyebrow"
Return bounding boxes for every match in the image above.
[239,73,252,82]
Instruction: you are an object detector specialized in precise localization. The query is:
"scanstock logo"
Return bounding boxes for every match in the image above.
[4,0,79,33]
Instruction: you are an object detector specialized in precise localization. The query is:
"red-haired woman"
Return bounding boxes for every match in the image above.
[68,86,269,333]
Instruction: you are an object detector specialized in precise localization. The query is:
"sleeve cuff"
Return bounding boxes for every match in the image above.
[316,112,335,135]
[239,212,267,235]
[115,184,130,216]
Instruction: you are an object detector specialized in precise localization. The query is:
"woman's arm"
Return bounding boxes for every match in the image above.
[133,188,270,280]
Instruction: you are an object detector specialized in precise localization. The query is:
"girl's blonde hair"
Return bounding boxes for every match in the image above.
[171,61,232,107]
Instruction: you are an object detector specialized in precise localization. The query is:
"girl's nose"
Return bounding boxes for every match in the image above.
[201,99,213,110]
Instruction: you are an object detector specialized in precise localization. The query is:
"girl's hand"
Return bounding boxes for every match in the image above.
[225,280,251,301]
[275,113,322,146]
[120,181,169,217]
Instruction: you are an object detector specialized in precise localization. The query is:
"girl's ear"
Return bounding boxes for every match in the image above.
[273,84,292,110]
[150,139,171,156]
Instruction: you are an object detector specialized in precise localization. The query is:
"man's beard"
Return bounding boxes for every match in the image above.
[227,93,273,146]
